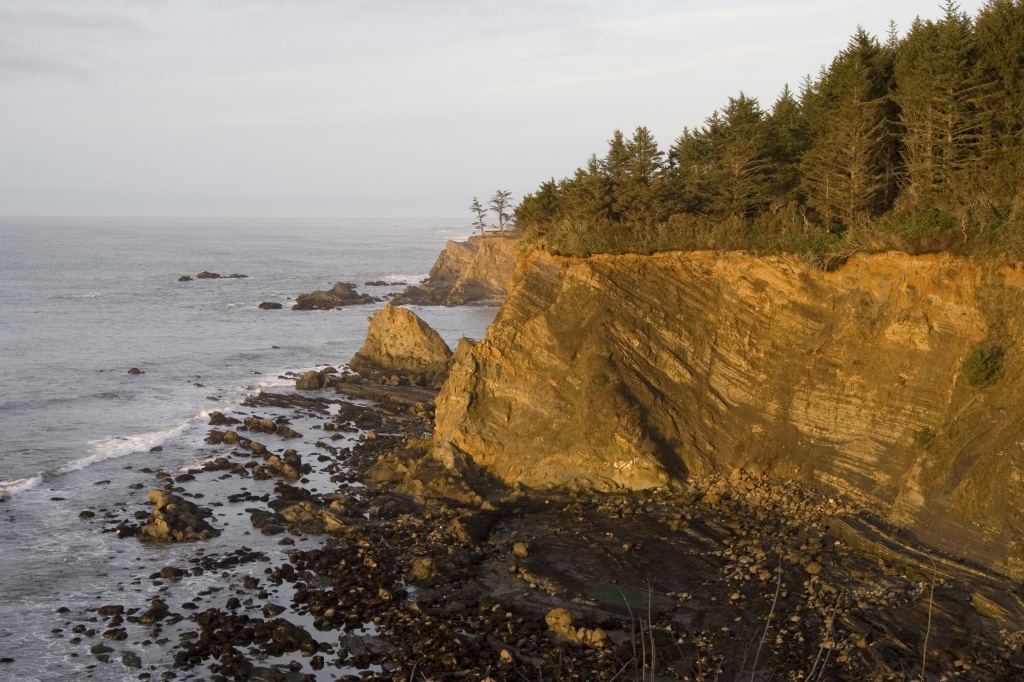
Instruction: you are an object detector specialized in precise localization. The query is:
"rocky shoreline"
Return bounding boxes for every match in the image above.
[49,244,1024,681]
[59,356,1024,681]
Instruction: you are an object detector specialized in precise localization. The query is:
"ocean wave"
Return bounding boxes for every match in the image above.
[0,415,208,502]
[0,475,44,501]
[385,273,427,284]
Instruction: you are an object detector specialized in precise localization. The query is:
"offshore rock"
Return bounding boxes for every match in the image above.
[349,303,452,379]
[393,234,517,306]
[433,249,1024,578]
[292,282,379,310]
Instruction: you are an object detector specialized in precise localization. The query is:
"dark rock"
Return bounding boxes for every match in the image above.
[292,282,380,310]
[226,273,247,279]
[259,301,283,310]
[196,271,221,279]
[208,411,241,426]
[138,490,219,543]
[178,275,193,282]
[127,367,143,375]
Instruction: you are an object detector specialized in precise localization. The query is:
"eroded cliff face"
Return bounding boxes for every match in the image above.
[393,235,518,306]
[433,249,1024,577]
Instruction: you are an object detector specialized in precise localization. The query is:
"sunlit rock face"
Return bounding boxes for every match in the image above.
[433,248,1024,577]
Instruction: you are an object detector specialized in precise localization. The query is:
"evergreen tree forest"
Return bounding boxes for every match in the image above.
[514,1,1024,263]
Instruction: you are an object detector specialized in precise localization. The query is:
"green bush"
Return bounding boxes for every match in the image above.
[962,344,1005,387]
[915,427,936,447]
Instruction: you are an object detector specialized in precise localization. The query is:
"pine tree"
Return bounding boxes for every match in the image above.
[488,190,513,234]
[800,28,896,228]
[470,197,487,236]
[893,4,981,209]
[973,0,1024,215]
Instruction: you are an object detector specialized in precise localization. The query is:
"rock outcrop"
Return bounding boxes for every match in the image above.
[348,303,452,387]
[392,235,517,306]
[350,303,452,381]
[433,249,1024,578]
[292,282,379,310]
[138,490,219,542]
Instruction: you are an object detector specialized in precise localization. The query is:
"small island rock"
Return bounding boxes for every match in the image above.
[292,282,380,310]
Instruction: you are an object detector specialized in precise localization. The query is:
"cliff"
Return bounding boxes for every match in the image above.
[433,249,1024,578]
[392,234,518,306]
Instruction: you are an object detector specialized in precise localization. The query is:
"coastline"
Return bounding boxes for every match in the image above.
[40,239,1024,682]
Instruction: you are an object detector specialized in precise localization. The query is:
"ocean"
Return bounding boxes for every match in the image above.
[0,216,496,680]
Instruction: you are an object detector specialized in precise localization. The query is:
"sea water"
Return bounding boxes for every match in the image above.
[0,216,496,680]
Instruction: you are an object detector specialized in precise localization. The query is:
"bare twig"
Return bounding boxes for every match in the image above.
[648,581,656,680]
[608,657,637,682]
[807,590,844,682]
[750,558,783,681]
[618,588,640,682]
[921,556,937,682]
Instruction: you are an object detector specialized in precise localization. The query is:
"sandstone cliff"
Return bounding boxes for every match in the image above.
[433,249,1024,578]
[393,234,517,306]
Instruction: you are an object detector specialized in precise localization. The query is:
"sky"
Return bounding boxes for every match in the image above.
[0,0,991,221]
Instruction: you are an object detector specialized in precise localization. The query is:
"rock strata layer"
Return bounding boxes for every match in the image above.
[433,249,1024,578]
[393,235,517,306]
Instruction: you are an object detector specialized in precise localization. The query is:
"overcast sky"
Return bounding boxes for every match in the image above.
[0,0,989,220]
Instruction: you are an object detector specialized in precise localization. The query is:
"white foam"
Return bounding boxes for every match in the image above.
[57,419,199,475]
[0,475,43,501]
[384,273,428,284]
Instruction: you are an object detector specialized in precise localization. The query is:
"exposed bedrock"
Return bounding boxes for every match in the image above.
[392,234,518,306]
[350,303,452,376]
[433,248,1024,577]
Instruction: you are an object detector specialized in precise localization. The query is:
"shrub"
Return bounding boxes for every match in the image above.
[962,344,1005,387]
[915,427,936,447]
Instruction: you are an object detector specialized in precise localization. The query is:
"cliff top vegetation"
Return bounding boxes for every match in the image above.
[514,0,1024,264]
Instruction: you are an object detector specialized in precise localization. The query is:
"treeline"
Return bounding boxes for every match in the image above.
[515,1,1024,262]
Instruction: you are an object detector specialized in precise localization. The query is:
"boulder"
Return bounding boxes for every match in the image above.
[258,301,283,310]
[196,271,222,279]
[138,489,219,542]
[545,608,608,649]
[349,303,452,380]
[178,275,193,282]
[295,370,327,391]
[292,282,380,310]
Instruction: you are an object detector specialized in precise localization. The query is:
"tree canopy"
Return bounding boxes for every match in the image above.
[514,1,1024,261]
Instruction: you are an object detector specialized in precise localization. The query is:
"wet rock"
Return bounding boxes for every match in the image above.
[177,275,192,282]
[138,490,219,543]
[127,367,143,375]
[292,282,380,310]
[196,271,221,279]
[259,301,283,310]
[208,411,240,426]
[296,370,327,391]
